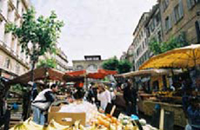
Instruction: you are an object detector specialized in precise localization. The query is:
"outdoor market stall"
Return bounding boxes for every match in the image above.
[3,67,65,128]
[9,68,159,130]
[120,68,186,127]
[8,67,65,85]
[136,44,200,128]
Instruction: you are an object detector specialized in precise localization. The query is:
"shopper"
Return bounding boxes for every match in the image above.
[123,79,137,116]
[59,87,98,124]
[31,84,58,125]
[182,91,200,130]
[97,84,111,110]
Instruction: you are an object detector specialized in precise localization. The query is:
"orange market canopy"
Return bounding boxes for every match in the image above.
[63,69,117,81]
[139,44,200,70]
[63,70,86,82]
[8,67,64,85]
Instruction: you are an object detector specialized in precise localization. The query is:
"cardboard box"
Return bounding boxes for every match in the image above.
[48,106,86,126]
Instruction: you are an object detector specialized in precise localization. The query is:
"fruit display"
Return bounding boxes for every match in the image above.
[10,114,158,130]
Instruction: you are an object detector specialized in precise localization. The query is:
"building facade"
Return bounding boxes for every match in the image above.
[0,0,31,79]
[145,4,163,57]
[39,47,70,72]
[132,13,150,70]
[54,48,69,72]
[126,44,135,70]
[159,0,200,44]
[73,55,104,73]
[120,52,127,61]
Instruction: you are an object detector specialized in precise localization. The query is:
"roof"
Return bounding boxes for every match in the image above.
[8,67,64,85]
[133,12,149,36]
[144,4,159,27]
[84,55,101,60]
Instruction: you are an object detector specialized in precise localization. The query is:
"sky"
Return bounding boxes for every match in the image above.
[31,0,157,65]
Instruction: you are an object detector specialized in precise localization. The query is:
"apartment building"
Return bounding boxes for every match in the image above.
[132,13,150,70]
[159,0,200,44]
[145,4,163,57]
[39,47,70,72]
[0,0,31,79]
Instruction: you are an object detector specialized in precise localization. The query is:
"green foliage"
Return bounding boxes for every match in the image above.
[149,32,189,55]
[117,60,132,74]
[37,58,57,68]
[102,57,132,74]
[102,56,119,71]
[149,37,162,55]
[6,8,64,62]
[10,84,27,95]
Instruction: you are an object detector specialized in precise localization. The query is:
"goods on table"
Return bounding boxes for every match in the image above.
[10,113,158,130]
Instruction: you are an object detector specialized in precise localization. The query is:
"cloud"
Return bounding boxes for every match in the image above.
[31,0,157,65]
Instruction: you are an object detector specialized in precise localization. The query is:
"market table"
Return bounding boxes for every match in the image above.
[143,100,187,127]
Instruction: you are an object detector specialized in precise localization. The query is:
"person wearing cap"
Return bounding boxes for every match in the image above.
[31,84,58,125]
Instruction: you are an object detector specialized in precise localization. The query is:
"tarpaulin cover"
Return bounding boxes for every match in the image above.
[120,69,182,78]
[98,69,117,75]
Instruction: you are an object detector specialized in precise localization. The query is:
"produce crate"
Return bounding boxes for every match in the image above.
[48,106,86,126]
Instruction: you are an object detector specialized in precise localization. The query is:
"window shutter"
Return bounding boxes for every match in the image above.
[179,0,184,18]
[165,19,168,32]
[169,14,172,29]
[172,9,176,24]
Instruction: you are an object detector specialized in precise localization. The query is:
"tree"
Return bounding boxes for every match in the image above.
[102,56,119,70]
[102,57,132,74]
[37,58,57,68]
[6,8,64,119]
[149,32,189,55]
[149,37,162,55]
[7,8,64,81]
[117,60,132,74]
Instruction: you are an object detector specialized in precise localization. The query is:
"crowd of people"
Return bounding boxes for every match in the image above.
[30,79,139,126]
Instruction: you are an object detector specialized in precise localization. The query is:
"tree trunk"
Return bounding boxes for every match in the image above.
[24,60,36,120]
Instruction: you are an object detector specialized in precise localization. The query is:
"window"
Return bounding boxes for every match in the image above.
[162,0,169,12]
[0,18,3,24]
[17,0,20,9]
[187,0,199,10]
[4,58,11,69]
[155,14,160,26]
[158,31,162,43]
[76,65,83,70]
[142,42,145,49]
[136,48,140,56]
[0,18,3,40]
[11,36,15,52]
[16,63,20,73]
[7,6,13,22]
[173,1,184,24]
[87,64,97,72]
[165,16,172,32]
